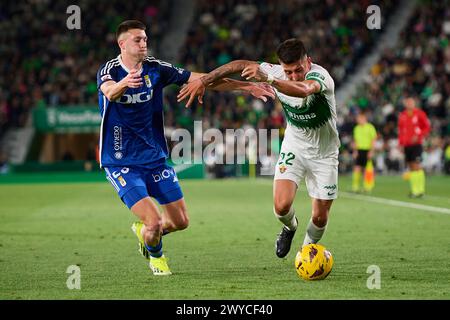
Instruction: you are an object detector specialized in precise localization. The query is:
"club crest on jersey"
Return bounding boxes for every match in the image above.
[118,176,127,187]
[279,164,287,173]
[144,75,152,88]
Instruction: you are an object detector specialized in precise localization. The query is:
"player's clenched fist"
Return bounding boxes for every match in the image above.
[121,68,143,88]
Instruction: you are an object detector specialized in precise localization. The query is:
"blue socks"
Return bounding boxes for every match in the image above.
[145,239,163,258]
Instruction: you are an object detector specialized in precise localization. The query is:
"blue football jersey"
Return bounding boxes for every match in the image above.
[96,55,191,168]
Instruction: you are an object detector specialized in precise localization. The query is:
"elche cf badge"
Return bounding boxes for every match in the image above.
[144,75,152,88]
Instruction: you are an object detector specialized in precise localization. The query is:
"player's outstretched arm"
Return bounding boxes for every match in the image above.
[210,78,275,102]
[177,60,258,108]
[269,79,320,98]
[241,63,321,98]
[100,69,143,101]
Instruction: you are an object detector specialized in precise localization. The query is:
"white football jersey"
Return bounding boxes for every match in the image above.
[260,62,340,159]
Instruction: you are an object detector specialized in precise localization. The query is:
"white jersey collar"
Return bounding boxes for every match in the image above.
[118,54,143,74]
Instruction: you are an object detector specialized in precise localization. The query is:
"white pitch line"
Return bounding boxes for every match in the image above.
[340,192,450,215]
[419,194,450,204]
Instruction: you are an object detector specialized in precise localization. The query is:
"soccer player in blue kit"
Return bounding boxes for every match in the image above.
[97,20,274,275]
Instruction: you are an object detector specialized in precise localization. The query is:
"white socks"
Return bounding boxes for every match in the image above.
[274,207,328,246]
[274,206,298,231]
[302,219,327,247]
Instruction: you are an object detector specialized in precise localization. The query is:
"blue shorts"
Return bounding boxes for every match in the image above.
[104,163,183,208]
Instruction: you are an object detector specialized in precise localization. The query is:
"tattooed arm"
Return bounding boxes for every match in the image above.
[177,60,259,108]
[198,60,256,86]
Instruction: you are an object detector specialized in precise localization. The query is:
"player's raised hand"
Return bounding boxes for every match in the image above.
[248,83,276,102]
[241,64,268,82]
[122,68,143,88]
[177,78,206,108]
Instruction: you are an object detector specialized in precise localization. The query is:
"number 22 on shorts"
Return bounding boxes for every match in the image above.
[278,152,295,174]
[279,152,295,166]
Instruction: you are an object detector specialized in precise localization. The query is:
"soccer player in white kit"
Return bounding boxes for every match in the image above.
[178,38,340,258]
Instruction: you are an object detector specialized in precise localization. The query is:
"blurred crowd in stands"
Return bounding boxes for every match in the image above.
[165,0,397,175]
[339,0,450,175]
[168,0,394,130]
[0,0,171,133]
[1,0,449,174]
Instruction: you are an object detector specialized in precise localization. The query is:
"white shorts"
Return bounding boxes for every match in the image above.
[274,141,339,200]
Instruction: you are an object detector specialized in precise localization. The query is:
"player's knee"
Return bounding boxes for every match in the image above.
[274,199,292,216]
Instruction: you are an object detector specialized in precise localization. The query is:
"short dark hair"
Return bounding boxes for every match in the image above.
[276,38,308,64]
[116,20,146,39]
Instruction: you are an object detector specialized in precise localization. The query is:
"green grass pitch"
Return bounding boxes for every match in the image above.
[0,174,449,299]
